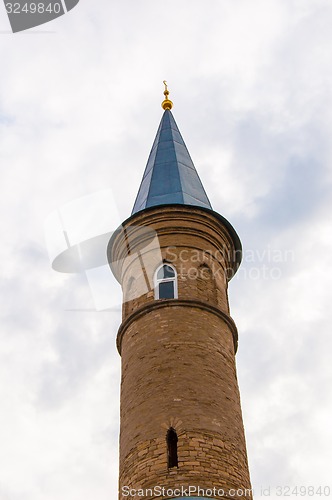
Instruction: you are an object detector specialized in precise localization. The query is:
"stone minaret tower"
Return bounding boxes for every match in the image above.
[108,84,252,500]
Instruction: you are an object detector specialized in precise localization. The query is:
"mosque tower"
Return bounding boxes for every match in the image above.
[108,83,252,500]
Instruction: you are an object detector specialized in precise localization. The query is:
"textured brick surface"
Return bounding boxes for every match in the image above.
[109,206,252,500]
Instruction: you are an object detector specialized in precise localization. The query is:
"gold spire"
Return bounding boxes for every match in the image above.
[161,80,173,110]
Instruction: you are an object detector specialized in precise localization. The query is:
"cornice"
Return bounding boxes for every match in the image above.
[116,298,238,355]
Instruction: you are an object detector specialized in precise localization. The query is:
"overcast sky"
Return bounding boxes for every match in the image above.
[0,0,332,499]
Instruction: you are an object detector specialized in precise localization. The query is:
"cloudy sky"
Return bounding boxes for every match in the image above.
[1,0,332,498]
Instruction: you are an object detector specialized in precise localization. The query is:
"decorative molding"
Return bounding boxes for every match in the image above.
[116,298,238,354]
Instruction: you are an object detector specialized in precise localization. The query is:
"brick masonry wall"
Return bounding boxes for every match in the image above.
[108,206,252,500]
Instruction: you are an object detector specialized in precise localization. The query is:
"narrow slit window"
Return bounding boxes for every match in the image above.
[166,427,178,468]
[155,264,178,299]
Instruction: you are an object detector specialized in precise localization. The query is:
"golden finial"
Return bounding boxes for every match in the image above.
[162,80,173,110]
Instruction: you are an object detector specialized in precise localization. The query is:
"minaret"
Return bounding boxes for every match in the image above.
[108,84,252,500]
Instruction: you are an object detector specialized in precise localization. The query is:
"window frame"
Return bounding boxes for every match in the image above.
[154,263,178,300]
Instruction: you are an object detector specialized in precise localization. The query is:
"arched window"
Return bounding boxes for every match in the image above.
[197,263,218,306]
[155,264,178,300]
[125,277,135,300]
[166,427,178,468]
[123,277,135,317]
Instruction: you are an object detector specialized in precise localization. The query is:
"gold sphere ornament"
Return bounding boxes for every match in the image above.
[161,80,173,110]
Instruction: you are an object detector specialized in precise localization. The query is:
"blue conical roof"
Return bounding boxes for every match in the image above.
[132,110,212,215]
